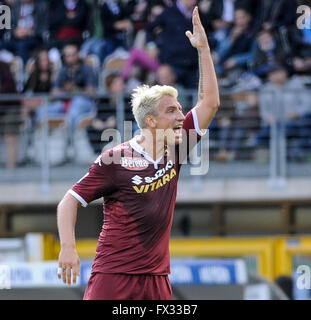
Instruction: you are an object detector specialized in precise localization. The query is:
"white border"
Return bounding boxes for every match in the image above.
[68,189,88,207]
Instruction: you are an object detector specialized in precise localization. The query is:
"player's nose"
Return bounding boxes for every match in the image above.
[177,109,185,121]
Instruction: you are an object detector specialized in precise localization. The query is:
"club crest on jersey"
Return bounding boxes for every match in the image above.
[120,157,149,171]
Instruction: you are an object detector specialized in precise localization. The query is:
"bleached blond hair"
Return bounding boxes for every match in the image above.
[131,84,178,129]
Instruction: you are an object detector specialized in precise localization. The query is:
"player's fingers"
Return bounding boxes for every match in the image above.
[62,265,70,284]
[193,6,198,24]
[60,265,67,282]
[77,259,80,277]
[185,31,192,39]
[66,266,72,285]
[61,265,66,283]
[57,263,62,279]
[72,261,80,284]
[72,270,77,285]
[195,6,202,25]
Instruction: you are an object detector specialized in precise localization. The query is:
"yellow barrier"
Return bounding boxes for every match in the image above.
[170,238,275,281]
[274,237,311,278]
[43,233,55,261]
[43,234,311,282]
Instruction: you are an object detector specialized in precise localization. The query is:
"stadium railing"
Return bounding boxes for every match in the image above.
[0,89,310,190]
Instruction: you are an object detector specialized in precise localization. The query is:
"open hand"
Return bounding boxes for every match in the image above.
[185,6,209,50]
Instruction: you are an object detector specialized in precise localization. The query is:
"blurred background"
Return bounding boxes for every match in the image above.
[1,0,311,300]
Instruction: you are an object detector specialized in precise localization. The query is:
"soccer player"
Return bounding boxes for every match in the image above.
[57,6,219,300]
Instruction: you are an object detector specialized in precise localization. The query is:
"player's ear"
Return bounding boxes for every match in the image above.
[145,114,157,128]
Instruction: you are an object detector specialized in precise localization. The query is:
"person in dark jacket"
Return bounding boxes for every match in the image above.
[146,0,208,88]
[256,0,298,32]
[212,7,255,77]
[80,0,134,64]
[48,0,90,49]
[249,28,291,79]
[0,0,48,63]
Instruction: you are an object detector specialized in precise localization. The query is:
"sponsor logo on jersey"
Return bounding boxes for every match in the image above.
[121,157,149,170]
[144,160,173,183]
[132,168,177,193]
[132,175,143,185]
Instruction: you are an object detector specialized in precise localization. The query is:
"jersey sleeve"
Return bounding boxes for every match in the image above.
[69,155,116,207]
[177,108,207,164]
[183,107,207,137]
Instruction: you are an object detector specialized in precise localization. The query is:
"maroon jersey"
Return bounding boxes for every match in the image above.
[69,108,205,275]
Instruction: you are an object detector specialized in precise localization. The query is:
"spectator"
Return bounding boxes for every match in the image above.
[203,0,237,32]
[235,0,267,33]
[287,6,311,75]
[22,48,56,118]
[80,0,136,64]
[126,0,171,39]
[292,56,311,76]
[208,91,260,162]
[0,61,21,169]
[250,28,291,80]
[155,64,187,107]
[48,0,90,50]
[121,47,160,82]
[156,64,177,86]
[98,0,133,63]
[124,0,168,40]
[254,64,310,161]
[0,0,48,64]
[212,7,255,78]
[36,43,97,164]
[146,0,204,89]
[88,72,128,153]
[24,48,55,94]
[256,0,298,32]
[202,0,235,50]
[121,4,165,85]
[200,0,260,37]
[126,0,149,39]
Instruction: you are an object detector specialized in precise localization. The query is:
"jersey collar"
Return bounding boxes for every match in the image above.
[129,136,163,170]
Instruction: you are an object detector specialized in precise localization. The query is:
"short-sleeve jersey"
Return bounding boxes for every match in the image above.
[70,108,206,275]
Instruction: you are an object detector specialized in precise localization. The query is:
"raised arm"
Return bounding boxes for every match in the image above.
[186,6,220,130]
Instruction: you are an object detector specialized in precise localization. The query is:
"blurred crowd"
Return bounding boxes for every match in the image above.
[1,0,311,169]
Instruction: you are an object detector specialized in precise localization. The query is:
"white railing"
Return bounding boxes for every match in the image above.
[0,89,310,192]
